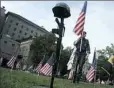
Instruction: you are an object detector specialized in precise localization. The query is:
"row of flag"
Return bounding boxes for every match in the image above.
[35,53,54,76]
[3,47,96,82]
[5,52,54,76]
[1,52,54,76]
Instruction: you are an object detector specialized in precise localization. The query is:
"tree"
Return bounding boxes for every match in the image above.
[105,44,114,58]
[59,46,73,76]
[97,43,114,71]
[29,33,57,66]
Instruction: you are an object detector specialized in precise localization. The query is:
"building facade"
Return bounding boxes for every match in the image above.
[0,6,6,34]
[19,39,33,65]
[2,12,48,41]
[0,34,20,60]
[0,9,49,67]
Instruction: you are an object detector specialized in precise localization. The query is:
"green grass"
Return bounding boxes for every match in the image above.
[0,67,113,88]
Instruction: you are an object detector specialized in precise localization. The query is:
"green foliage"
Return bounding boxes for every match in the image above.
[97,43,114,71]
[30,33,57,66]
[96,55,108,71]
[0,68,113,88]
[59,47,73,76]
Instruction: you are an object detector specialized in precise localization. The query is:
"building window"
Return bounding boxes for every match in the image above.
[10,20,13,23]
[19,30,22,33]
[31,30,33,33]
[12,44,15,47]
[14,28,17,31]
[16,23,18,25]
[12,33,15,36]
[8,25,11,28]
[25,33,27,35]
[4,41,7,44]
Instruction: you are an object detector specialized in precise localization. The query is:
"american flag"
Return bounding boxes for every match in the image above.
[86,49,96,82]
[73,1,87,36]
[68,69,74,80]
[36,62,42,73]
[7,46,20,68]
[40,53,54,76]
[7,56,16,68]
[35,55,46,73]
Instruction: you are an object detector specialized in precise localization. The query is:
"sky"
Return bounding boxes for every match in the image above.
[1,1,114,63]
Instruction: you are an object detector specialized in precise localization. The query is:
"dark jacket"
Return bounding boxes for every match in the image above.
[75,37,90,54]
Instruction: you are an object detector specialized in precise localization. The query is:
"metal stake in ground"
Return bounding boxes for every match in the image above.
[50,3,71,88]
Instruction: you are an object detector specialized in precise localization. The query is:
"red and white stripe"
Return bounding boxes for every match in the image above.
[35,62,42,73]
[86,66,95,82]
[68,69,74,80]
[73,12,85,36]
[7,56,16,68]
[40,63,52,76]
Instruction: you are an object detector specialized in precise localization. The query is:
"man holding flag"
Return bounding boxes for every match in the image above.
[71,1,91,83]
[72,31,90,83]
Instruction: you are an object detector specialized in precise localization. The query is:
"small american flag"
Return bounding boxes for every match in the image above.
[35,55,48,73]
[40,53,54,76]
[86,49,96,82]
[73,1,87,36]
[7,56,16,68]
[7,46,20,68]
[36,61,42,73]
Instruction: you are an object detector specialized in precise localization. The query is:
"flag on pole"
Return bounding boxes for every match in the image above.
[73,1,87,36]
[36,61,43,73]
[68,69,74,80]
[86,49,96,82]
[40,53,54,76]
[35,55,46,73]
[67,47,77,71]
[7,46,20,68]
[7,56,16,68]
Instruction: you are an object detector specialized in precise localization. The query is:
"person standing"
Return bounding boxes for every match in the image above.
[72,31,90,83]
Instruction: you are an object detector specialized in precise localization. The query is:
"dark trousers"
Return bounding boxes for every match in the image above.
[72,53,86,83]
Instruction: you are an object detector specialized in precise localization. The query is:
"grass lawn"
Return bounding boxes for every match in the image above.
[0,67,113,88]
